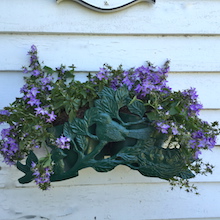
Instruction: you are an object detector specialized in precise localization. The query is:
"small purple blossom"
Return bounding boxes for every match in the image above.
[20,84,28,94]
[41,76,53,85]
[27,97,41,106]
[182,87,198,100]
[46,111,57,123]
[189,130,216,159]
[0,110,10,116]
[31,162,53,190]
[22,67,29,74]
[194,150,202,159]
[189,103,203,115]
[156,122,170,134]
[32,69,41,77]
[31,45,37,53]
[171,127,179,135]
[0,126,19,165]
[35,106,48,116]
[29,87,40,97]
[34,125,42,130]
[96,68,109,80]
[56,136,70,149]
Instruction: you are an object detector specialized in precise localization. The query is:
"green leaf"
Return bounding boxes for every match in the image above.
[98,87,115,99]
[63,122,76,142]
[169,106,179,115]
[38,154,52,167]
[84,107,99,126]
[75,135,88,153]
[128,100,146,117]
[69,118,88,136]
[48,124,64,138]
[68,109,77,122]
[115,86,129,108]
[146,111,159,121]
[95,98,118,119]
[43,66,54,74]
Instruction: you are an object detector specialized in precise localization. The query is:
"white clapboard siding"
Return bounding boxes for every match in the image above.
[1,71,220,109]
[1,182,220,220]
[1,0,220,219]
[1,0,220,35]
[1,35,220,72]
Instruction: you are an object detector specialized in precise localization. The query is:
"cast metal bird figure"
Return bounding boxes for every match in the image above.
[94,113,153,142]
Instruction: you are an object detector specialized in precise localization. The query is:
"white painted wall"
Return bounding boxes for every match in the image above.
[0,0,220,219]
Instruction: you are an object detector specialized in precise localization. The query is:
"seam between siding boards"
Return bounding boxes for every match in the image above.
[1,32,220,37]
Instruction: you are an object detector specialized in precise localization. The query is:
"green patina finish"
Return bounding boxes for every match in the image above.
[17,86,194,184]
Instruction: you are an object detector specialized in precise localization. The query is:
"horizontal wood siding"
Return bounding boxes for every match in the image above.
[0,0,220,219]
[1,0,220,34]
[1,35,220,72]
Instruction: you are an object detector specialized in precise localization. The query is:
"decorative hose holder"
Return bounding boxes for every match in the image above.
[0,45,218,193]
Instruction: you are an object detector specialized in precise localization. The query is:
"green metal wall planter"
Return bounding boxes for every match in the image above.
[17,86,194,184]
[0,45,218,193]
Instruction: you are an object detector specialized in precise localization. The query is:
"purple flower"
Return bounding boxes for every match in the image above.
[0,127,20,165]
[32,70,41,77]
[56,136,70,149]
[0,110,10,116]
[31,163,53,190]
[1,128,11,139]
[189,130,216,154]
[20,84,28,94]
[182,88,198,100]
[194,150,202,159]
[122,75,134,90]
[31,45,37,52]
[22,67,29,74]
[29,87,40,97]
[46,111,57,123]
[156,122,170,134]
[35,106,48,116]
[41,76,53,85]
[27,97,41,106]
[46,85,53,91]
[171,127,179,135]
[96,68,109,80]
[189,103,203,115]
[34,125,42,130]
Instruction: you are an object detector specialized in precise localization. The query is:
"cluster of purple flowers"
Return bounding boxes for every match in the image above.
[0,126,19,165]
[55,136,70,149]
[94,62,171,97]
[21,46,57,124]
[156,121,179,135]
[182,88,203,116]
[28,45,39,68]
[31,161,53,190]
[0,110,10,117]
[21,83,57,123]
[189,130,216,159]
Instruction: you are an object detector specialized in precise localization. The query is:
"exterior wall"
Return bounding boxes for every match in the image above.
[0,0,220,219]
